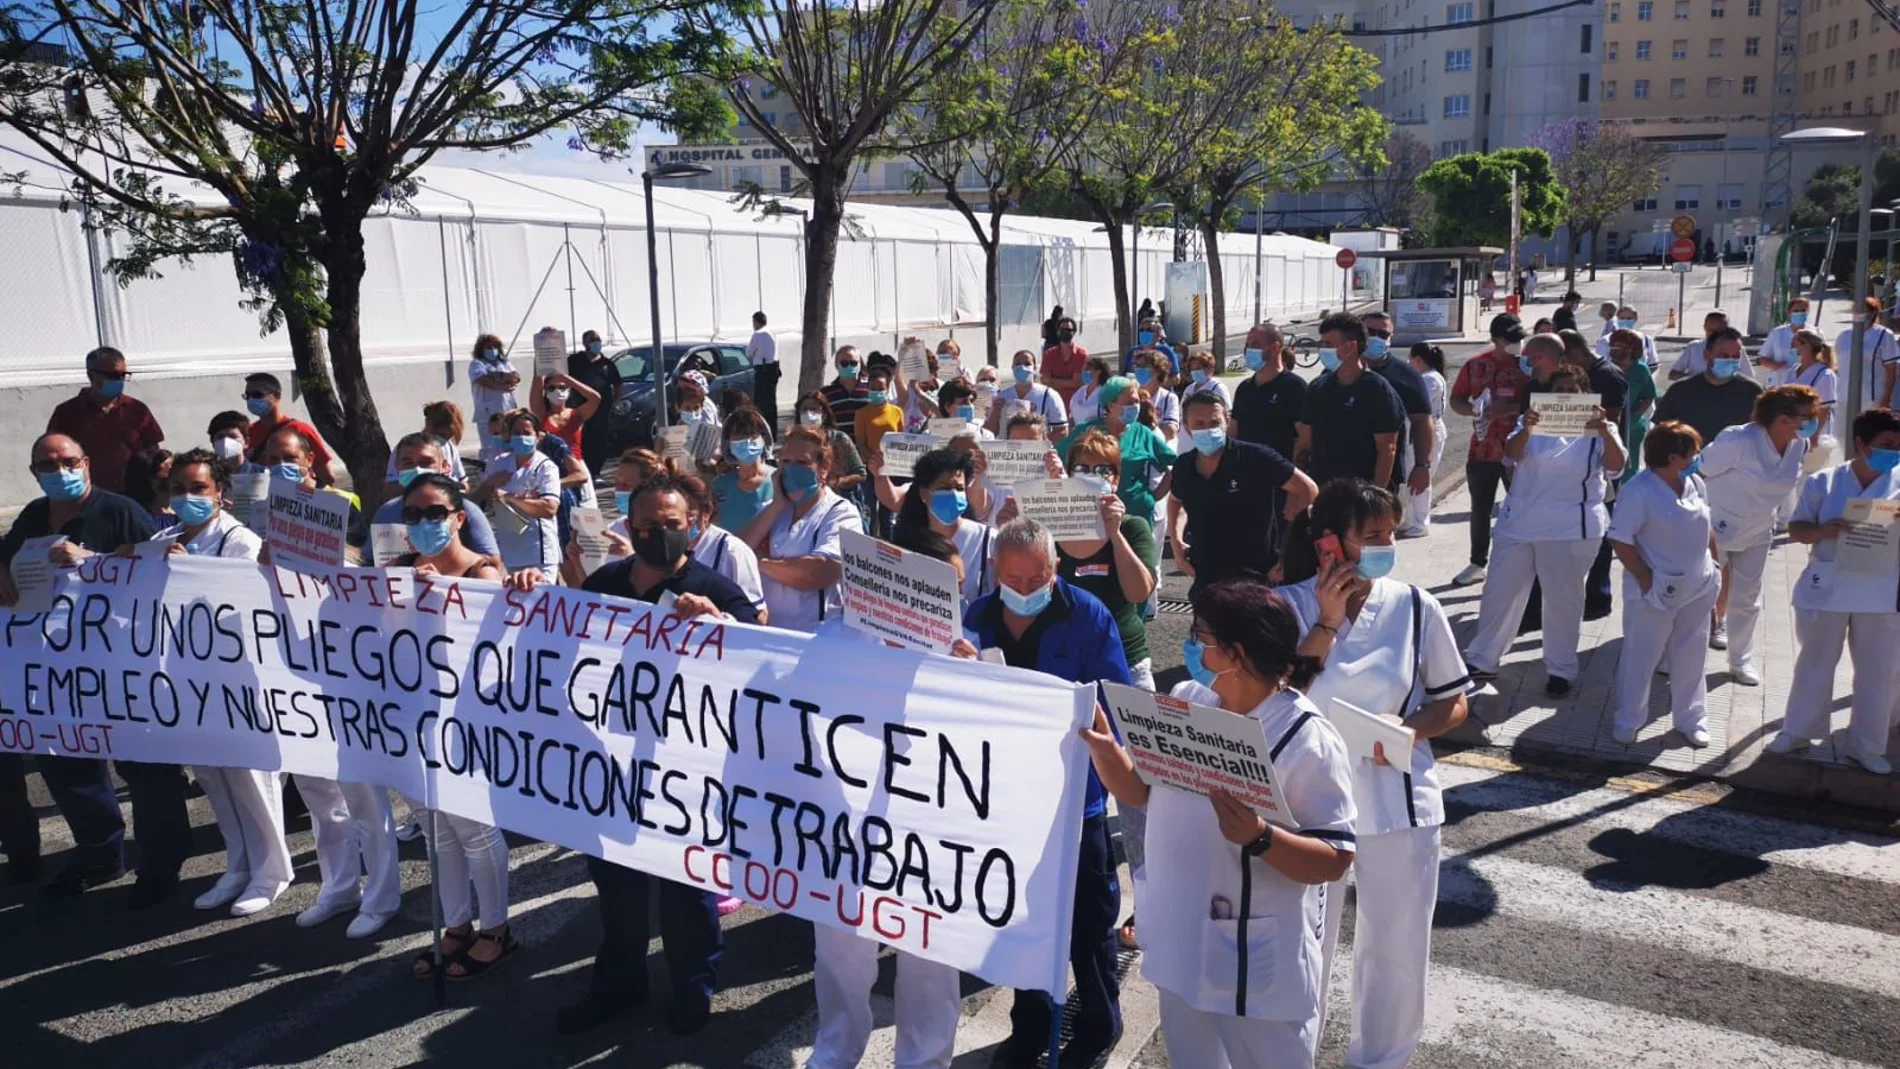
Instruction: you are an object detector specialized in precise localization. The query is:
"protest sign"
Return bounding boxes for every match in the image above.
[6,535,67,615]
[927,418,974,440]
[1101,682,1292,826]
[878,433,940,478]
[133,537,179,561]
[899,342,933,384]
[1014,479,1106,540]
[0,556,1094,995]
[1835,497,1900,575]
[229,472,269,529]
[263,476,350,571]
[533,327,568,379]
[840,530,962,653]
[1324,698,1416,771]
[979,441,1055,490]
[660,425,696,475]
[571,507,616,575]
[370,524,411,567]
[1528,393,1602,438]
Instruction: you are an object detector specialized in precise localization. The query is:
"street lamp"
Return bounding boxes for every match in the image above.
[1098,199,1174,344]
[1781,126,1874,415]
[639,161,712,432]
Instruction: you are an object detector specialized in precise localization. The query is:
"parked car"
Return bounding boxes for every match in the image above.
[595,341,756,455]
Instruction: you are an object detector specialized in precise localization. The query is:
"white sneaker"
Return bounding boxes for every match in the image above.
[193,870,249,911]
[1453,564,1487,586]
[394,818,425,843]
[1709,619,1729,650]
[1611,723,1638,745]
[230,881,289,917]
[1731,664,1760,686]
[1686,727,1712,748]
[345,910,396,939]
[296,897,359,928]
[1843,737,1895,776]
[1395,525,1428,540]
[1765,732,1810,755]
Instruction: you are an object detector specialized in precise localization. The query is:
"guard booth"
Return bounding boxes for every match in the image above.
[1360,247,1504,342]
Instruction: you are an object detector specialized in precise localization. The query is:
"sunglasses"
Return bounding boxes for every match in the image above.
[401,505,455,525]
[1070,463,1115,478]
[30,457,84,474]
[243,390,273,401]
[93,369,130,381]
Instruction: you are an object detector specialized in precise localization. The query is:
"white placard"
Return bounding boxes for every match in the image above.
[659,425,696,474]
[370,523,411,566]
[1014,478,1107,540]
[840,529,962,653]
[228,472,269,529]
[927,418,974,439]
[1528,393,1602,438]
[1834,497,1900,575]
[263,476,350,571]
[571,507,614,576]
[688,421,723,464]
[488,496,532,541]
[6,535,68,614]
[1101,681,1293,826]
[878,433,941,478]
[1324,698,1417,772]
[899,341,933,384]
[533,327,568,379]
[979,441,1056,489]
[133,537,179,560]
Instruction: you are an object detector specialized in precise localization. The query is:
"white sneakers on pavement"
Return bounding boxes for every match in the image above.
[345,910,396,940]
[193,870,249,911]
[1731,664,1761,687]
[230,881,289,918]
[1686,728,1712,748]
[1611,723,1638,745]
[1453,563,1487,586]
[1709,619,1729,650]
[1765,733,1810,755]
[1843,737,1895,776]
[295,897,359,929]
[1395,525,1428,540]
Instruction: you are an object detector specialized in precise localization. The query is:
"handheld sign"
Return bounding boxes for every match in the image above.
[228,472,269,529]
[659,425,696,475]
[571,507,617,576]
[899,342,933,384]
[1015,478,1107,540]
[878,432,941,478]
[927,418,974,439]
[370,524,411,566]
[979,441,1056,490]
[1527,393,1601,438]
[840,530,963,653]
[533,326,568,379]
[1324,698,1417,772]
[7,535,68,614]
[1102,682,1293,825]
[1834,498,1900,575]
[264,476,350,572]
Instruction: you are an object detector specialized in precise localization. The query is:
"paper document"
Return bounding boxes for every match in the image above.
[1835,498,1900,575]
[370,524,411,566]
[1325,698,1417,771]
[7,535,69,614]
[533,327,567,379]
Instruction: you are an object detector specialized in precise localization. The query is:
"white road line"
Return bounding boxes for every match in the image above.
[1439,763,1900,884]
[1443,854,1900,996]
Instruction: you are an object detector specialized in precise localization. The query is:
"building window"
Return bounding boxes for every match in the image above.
[1611,0,1622,17]
[1672,38,1688,58]
[1670,77,1687,96]
[1675,185,1701,209]
[1747,0,1761,12]
[1639,0,1654,18]
[1484,91,1492,114]
[1675,0,1690,17]
[1708,75,1727,94]
[1828,26,1839,46]
[1845,99,1854,113]
[1712,0,1726,13]
[1742,74,1759,93]
[1716,183,1743,209]
[1637,39,1653,58]
[1807,30,1819,51]
[1606,79,1619,98]
[1709,37,1725,55]
[1825,65,1836,87]
[1448,2,1474,21]
[779,166,792,193]
[1745,35,1761,54]
[1868,94,1877,113]
[1444,93,1472,116]
[1446,48,1473,70]
[1580,73,1592,100]
[1438,139,1470,155]
[1851,17,1860,38]
[1633,196,1659,211]
[1609,40,1620,59]
[1635,78,1651,97]
[761,84,778,99]
[1849,59,1858,80]
[1583,24,1594,51]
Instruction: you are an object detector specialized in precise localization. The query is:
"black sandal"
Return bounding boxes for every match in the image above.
[413,927,472,981]
[446,928,520,982]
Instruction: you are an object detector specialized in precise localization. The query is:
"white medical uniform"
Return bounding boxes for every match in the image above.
[292,775,402,919]
[1404,371,1450,534]
[156,513,294,911]
[948,519,997,608]
[1070,380,1105,426]
[469,353,519,452]
[760,490,859,632]
[1606,469,1720,737]
[1282,578,1468,1069]
[1139,683,1357,1069]
[1465,421,1620,680]
[492,452,562,571]
[1779,462,1900,755]
[1701,423,1808,674]
[1835,324,1900,412]
[1669,338,1760,381]
[611,519,771,618]
[1594,330,1659,369]
[1758,322,1800,387]
[1152,386,1182,438]
[1793,360,1843,442]
[993,382,1069,434]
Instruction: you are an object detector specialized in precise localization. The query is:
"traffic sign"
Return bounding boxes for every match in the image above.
[1652,218,1673,234]
[1733,217,1761,237]
[1335,248,1358,270]
[1670,237,1697,262]
[1670,261,1693,273]
[1671,215,1697,239]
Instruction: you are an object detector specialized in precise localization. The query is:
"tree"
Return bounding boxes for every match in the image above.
[0,2,736,503]
[1168,16,1384,357]
[1415,147,1566,249]
[704,0,997,396]
[1793,151,1900,281]
[1530,119,1666,282]
[1356,129,1432,233]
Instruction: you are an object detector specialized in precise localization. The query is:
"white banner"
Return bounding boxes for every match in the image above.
[1014,479,1106,540]
[264,476,351,571]
[1528,394,1601,438]
[840,530,962,653]
[878,433,941,478]
[1101,681,1293,827]
[0,557,1092,995]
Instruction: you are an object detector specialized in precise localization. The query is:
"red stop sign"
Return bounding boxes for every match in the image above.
[1336,248,1358,270]
[1670,237,1696,262]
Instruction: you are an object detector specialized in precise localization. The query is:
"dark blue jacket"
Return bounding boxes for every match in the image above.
[964,578,1132,819]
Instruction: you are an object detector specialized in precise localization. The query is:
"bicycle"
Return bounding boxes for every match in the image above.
[1286,334,1321,370]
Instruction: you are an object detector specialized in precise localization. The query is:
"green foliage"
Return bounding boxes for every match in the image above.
[1415,147,1566,247]
[1792,150,1900,278]
[1530,120,1665,269]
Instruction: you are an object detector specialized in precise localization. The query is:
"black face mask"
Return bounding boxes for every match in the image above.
[1058,329,1076,342]
[632,526,691,570]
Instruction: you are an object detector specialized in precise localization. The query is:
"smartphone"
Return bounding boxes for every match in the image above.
[1315,532,1344,573]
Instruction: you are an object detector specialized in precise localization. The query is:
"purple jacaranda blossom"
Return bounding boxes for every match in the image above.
[238,239,281,279]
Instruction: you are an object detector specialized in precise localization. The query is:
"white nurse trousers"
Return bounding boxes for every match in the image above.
[1464,536,1599,679]
[194,766,293,897]
[810,922,962,1069]
[1783,609,1900,753]
[1317,825,1441,1069]
[415,808,509,929]
[293,775,402,915]
[1718,542,1771,672]
[1156,987,1319,1069]
[1615,580,1720,736]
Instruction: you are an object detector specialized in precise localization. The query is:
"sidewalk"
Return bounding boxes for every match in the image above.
[1407,482,1900,814]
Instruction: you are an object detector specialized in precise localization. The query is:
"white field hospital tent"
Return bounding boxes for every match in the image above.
[0,131,1344,502]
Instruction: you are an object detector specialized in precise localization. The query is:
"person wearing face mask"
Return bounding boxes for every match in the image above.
[1277,480,1468,1069]
[891,448,999,609]
[1061,378,1176,525]
[795,389,869,502]
[1755,298,1811,388]
[1041,316,1089,405]
[1121,317,1181,377]
[990,349,1070,437]
[1400,344,1450,536]
[1592,305,1659,370]
[964,518,1132,1069]
[1049,432,1160,689]
[1233,322,1307,464]
[382,401,469,498]
[1464,362,1625,698]
[1130,349,1181,442]
[1655,326,1763,459]
[206,410,252,474]
[372,433,500,557]
[1604,330,1658,488]
[1834,295,1900,411]
[0,433,162,900]
[1069,356,1116,426]
[468,410,562,575]
[853,365,908,456]
[934,379,989,438]
[1297,312,1404,488]
[672,369,723,438]
[529,367,602,458]
[1668,312,1757,382]
[1770,408,1900,772]
[821,345,872,426]
[1607,421,1720,746]
[468,332,521,454]
[1360,311,1436,507]
[254,425,366,554]
[1179,350,1230,420]
[710,407,776,533]
[1594,300,1618,338]
[740,427,861,632]
[45,345,165,496]
[1699,386,1820,685]
[1080,579,1355,1069]
[239,371,342,486]
[1169,392,1318,600]
[1553,290,1582,333]
[564,329,623,475]
[897,337,948,429]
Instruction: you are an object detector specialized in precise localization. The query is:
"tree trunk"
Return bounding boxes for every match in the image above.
[1565,227,1579,285]
[798,168,849,399]
[317,219,393,513]
[985,211,1003,367]
[1094,211,1134,354]
[1202,216,1228,361]
[1588,225,1601,281]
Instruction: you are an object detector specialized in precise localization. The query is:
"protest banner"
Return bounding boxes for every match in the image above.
[263,476,350,571]
[840,530,962,653]
[979,441,1056,490]
[878,433,940,478]
[1101,682,1292,827]
[370,525,411,567]
[229,472,269,529]
[1014,479,1106,540]
[1527,393,1602,438]
[0,556,1094,995]
[533,327,568,380]
[1835,497,1900,574]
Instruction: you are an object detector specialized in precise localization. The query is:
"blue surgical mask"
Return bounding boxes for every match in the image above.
[1355,544,1397,580]
[688,523,702,543]
[1797,417,1820,439]
[1191,426,1227,454]
[1789,312,1809,328]
[97,379,125,400]
[406,518,455,557]
[510,434,538,456]
[1243,348,1266,371]
[954,404,976,421]
[38,468,86,502]
[246,396,272,417]
[1615,318,1635,331]
[929,488,967,525]
[397,467,427,489]
[840,363,861,380]
[1366,337,1390,359]
[782,463,820,501]
[1710,357,1741,380]
[614,489,632,515]
[869,389,890,405]
[1182,636,1221,687]
[587,340,603,355]
[271,462,303,483]
[1318,348,1341,371]
[999,580,1053,617]
[1134,366,1154,386]
[1013,365,1034,384]
[171,493,217,526]
[1139,330,1155,346]
[1868,447,1900,474]
[1190,369,1210,385]
[730,437,766,464]
[1683,455,1704,478]
[1120,404,1140,425]
[1519,356,1535,378]
[483,347,500,361]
